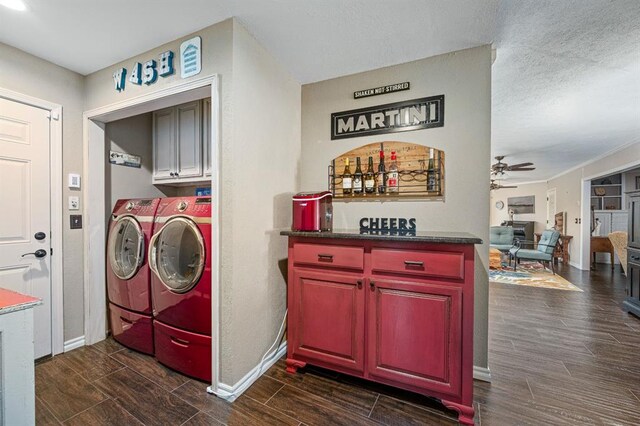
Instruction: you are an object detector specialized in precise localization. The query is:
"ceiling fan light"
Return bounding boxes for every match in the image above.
[0,0,26,11]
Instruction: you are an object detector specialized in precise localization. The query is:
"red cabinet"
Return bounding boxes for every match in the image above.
[284,235,477,426]
[289,269,365,373]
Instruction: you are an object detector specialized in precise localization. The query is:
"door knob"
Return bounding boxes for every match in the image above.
[22,249,47,258]
[34,232,46,240]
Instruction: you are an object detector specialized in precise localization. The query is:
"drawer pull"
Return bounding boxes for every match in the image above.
[317,254,334,261]
[404,260,425,267]
[170,336,190,347]
[120,316,134,324]
[631,256,640,261]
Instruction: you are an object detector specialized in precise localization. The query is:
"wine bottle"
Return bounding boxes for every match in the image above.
[342,158,353,195]
[353,157,363,194]
[364,156,375,194]
[377,149,386,194]
[388,151,399,192]
[427,148,437,192]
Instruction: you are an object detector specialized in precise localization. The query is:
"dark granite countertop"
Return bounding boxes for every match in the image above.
[280,229,482,244]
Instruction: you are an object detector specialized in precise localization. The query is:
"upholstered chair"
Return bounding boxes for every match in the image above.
[509,229,561,274]
[490,226,515,252]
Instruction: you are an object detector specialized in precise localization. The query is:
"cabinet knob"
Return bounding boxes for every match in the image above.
[370,281,375,291]
[175,172,179,177]
[357,280,362,289]
[170,172,175,177]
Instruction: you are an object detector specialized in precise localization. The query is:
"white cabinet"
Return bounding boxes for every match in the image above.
[153,99,210,184]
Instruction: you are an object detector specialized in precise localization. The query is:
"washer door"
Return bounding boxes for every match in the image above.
[150,217,205,294]
[108,216,144,280]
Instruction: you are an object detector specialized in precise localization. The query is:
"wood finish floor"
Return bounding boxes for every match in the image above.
[35,263,640,425]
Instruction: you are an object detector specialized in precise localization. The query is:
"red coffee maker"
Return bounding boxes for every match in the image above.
[292,191,333,231]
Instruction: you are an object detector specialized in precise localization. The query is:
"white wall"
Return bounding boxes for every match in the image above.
[223,20,300,383]
[549,141,640,269]
[0,42,85,341]
[83,18,301,386]
[490,182,549,234]
[301,46,492,368]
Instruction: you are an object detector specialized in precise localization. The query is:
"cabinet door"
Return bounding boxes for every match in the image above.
[176,101,202,178]
[290,268,365,373]
[611,212,628,233]
[202,98,212,176]
[152,107,176,180]
[630,195,640,249]
[628,252,640,303]
[367,278,462,397]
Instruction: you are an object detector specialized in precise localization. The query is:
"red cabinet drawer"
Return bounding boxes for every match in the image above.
[109,303,154,355]
[371,249,464,280]
[154,320,211,382]
[294,243,364,270]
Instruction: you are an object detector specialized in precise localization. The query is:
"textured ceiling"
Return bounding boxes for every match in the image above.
[0,0,638,182]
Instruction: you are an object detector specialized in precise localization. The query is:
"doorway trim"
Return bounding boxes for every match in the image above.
[0,87,64,356]
[82,75,221,392]
[580,159,640,270]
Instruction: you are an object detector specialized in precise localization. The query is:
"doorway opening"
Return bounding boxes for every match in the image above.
[82,76,220,391]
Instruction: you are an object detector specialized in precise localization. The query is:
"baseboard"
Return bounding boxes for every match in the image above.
[208,341,287,402]
[473,365,492,382]
[63,336,85,352]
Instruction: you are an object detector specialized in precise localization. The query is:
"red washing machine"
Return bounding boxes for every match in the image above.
[106,198,160,355]
[149,196,212,381]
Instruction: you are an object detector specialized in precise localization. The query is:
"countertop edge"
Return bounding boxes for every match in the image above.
[0,299,43,316]
[280,230,483,245]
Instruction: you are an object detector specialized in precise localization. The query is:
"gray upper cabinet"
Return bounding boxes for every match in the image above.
[153,99,209,184]
[152,107,176,181]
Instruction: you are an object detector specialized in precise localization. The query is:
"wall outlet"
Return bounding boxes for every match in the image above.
[69,196,79,210]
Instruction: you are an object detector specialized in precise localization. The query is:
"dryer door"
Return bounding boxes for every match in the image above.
[150,217,205,294]
[108,215,145,280]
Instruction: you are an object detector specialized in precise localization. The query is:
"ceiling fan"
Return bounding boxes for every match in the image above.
[490,179,518,191]
[491,155,535,176]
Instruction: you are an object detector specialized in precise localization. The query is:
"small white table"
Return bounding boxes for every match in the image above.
[0,288,41,426]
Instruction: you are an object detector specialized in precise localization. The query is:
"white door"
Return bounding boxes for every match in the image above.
[546,188,557,229]
[0,97,52,359]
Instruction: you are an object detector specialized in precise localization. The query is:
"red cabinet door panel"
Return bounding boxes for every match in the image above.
[290,269,365,373]
[371,248,464,280]
[294,243,364,270]
[367,279,462,396]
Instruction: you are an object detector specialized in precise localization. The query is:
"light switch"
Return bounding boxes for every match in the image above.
[70,215,82,229]
[69,196,79,210]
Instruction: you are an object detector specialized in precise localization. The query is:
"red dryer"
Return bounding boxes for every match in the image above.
[106,198,160,355]
[149,196,212,382]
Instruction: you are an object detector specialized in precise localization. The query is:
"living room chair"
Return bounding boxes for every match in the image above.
[490,226,514,252]
[509,229,561,274]
[608,231,628,275]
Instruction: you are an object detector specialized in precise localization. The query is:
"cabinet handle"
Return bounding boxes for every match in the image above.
[370,281,375,291]
[317,254,334,261]
[404,260,424,267]
[357,280,362,289]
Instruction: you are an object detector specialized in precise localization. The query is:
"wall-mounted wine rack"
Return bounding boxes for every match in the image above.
[328,141,445,201]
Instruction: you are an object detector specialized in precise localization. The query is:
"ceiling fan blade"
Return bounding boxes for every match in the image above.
[507,167,535,171]
[501,185,518,188]
[506,162,533,169]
